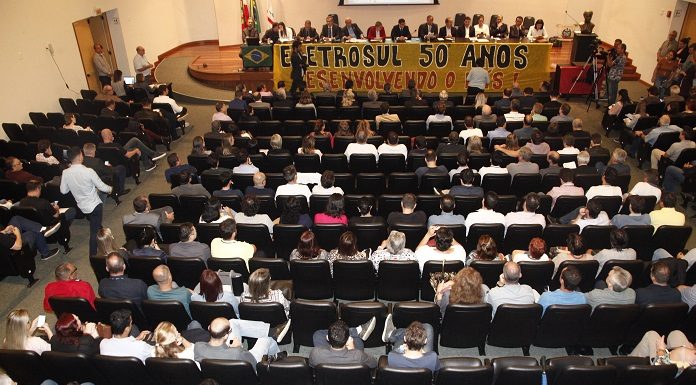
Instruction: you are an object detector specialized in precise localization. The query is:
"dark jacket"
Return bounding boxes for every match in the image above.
[341,24,364,39]
[417,23,439,40]
[390,25,412,41]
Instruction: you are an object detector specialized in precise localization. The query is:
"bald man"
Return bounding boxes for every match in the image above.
[133,46,153,80]
[244,172,275,196]
[44,262,96,311]
[342,17,364,40]
[194,317,283,365]
[484,261,540,315]
[99,128,165,172]
[147,265,196,316]
[98,252,148,306]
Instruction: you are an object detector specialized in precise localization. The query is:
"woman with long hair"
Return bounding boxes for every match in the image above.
[96,227,130,259]
[465,235,504,266]
[153,321,194,360]
[369,230,416,270]
[341,89,356,107]
[191,135,211,156]
[279,196,313,228]
[289,230,328,260]
[335,120,353,136]
[191,269,240,316]
[240,268,290,316]
[3,309,52,354]
[355,119,376,137]
[414,226,466,272]
[474,92,487,110]
[314,193,348,225]
[112,69,127,98]
[466,136,485,154]
[327,231,368,272]
[50,313,100,355]
[296,90,317,114]
[298,135,322,157]
[435,267,489,316]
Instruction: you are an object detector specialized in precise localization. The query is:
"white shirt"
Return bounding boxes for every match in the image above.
[474,24,490,37]
[558,147,580,155]
[377,143,408,159]
[527,27,548,39]
[504,111,525,122]
[512,253,550,263]
[585,185,623,201]
[504,211,546,229]
[297,148,323,158]
[275,183,312,202]
[414,244,467,272]
[465,208,506,234]
[459,128,484,142]
[311,185,345,195]
[426,114,453,130]
[100,337,154,363]
[478,166,508,179]
[60,164,112,214]
[576,211,611,232]
[344,143,378,162]
[629,182,662,202]
[212,112,232,122]
[133,54,152,76]
[153,95,184,114]
[234,213,274,234]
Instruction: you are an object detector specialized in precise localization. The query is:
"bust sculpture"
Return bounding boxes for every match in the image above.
[580,10,595,34]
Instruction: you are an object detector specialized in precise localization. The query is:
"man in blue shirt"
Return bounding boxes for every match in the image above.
[164,153,198,184]
[538,265,587,312]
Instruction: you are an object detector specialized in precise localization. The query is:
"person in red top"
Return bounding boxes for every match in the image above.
[43,262,96,311]
[367,21,386,41]
[4,157,44,184]
[314,193,348,225]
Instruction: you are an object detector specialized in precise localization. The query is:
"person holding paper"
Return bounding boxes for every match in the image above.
[418,15,438,41]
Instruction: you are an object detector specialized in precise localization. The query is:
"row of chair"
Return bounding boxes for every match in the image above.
[4,351,692,385]
[48,293,696,358]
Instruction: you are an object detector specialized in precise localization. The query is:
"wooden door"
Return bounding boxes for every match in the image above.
[88,15,118,73]
[73,19,100,92]
[680,3,696,42]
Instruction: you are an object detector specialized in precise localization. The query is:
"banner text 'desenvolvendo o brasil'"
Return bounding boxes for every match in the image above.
[273,42,551,92]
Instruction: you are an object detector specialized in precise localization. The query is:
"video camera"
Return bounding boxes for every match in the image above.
[589,37,610,59]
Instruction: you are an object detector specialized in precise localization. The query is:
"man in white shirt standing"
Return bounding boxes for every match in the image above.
[466,57,490,96]
[377,131,408,159]
[275,165,312,203]
[485,261,540,315]
[133,46,153,81]
[60,147,112,257]
[345,129,378,163]
[93,43,112,87]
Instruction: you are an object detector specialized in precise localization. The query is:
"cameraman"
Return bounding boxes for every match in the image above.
[606,42,627,106]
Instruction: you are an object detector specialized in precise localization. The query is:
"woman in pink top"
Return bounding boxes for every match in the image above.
[314,193,348,225]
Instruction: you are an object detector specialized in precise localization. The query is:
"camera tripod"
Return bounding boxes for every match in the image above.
[566,51,607,110]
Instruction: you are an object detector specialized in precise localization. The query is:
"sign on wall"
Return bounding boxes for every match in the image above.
[273,42,551,91]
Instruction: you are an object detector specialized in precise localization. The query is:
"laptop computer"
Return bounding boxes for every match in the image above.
[123,76,135,85]
[246,37,260,46]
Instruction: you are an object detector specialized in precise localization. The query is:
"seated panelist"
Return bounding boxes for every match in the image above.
[367,21,386,41]
[391,18,412,42]
[491,15,508,38]
[438,17,458,39]
[474,16,490,38]
[342,17,364,40]
[418,15,438,41]
[298,20,319,41]
[262,22,280,44]
[460,16,476,38]
[321,15,342,42]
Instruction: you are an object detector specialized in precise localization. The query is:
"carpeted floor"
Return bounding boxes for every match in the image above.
[1,67,694,362]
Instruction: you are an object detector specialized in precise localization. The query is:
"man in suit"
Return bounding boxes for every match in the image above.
[366,21,386,41]
[82,143,129,202]
[342,17,364,40]
[122,195,173,234]
[438,17,458,39]
[391,18,412,42]
[298,20,319,41]
[460,16,475,38]
[491,15,508,38]
[320,15,342,42]
[262,22,280,44]
[508,16,526,39]
[418,15,438,41]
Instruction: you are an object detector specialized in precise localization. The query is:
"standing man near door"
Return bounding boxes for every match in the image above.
[133,46,154,83]
[60,147,112,257]
[93,43,112,88]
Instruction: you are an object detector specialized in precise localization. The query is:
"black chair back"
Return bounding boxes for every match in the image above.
[376,367,432,385]
[95,298,149,331]
[141,300,192,332]
[488,304,543,356]
[440,304,492,355]
[333,260,376,301]
[257,356,314,385]
[550,260,599,292]
[534,304,592,348]
[145,357,203,385]
[0,349,51,385]
[238,302,291,345]
[92,355,155,385]
[127,256,165,286]
[315,363,372,385]
[377,260,420,301]
[290,259,333,299]
[420,260,465,301]
[518,261,555,293]
[48,296,99,322]
[470,260,506,289]
[289,300,338,352]
[190,301,237,329]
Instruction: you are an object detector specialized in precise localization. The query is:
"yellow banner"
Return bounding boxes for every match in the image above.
[273,42,551,92]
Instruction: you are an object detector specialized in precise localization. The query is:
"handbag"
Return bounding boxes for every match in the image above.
[429,259,456,292]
